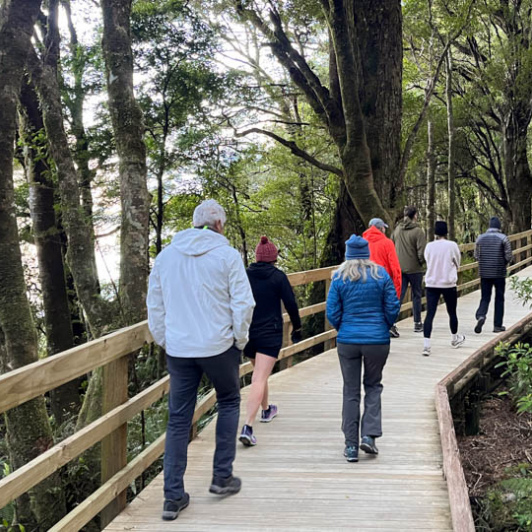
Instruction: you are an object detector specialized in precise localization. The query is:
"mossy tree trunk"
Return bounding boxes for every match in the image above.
[18,78,82,425]
[101,0,150,326]
[0,0,66,528]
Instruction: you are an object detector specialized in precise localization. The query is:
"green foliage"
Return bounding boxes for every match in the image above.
[495,343,532,414]
[510,277,532,309]
[478,464,532,531]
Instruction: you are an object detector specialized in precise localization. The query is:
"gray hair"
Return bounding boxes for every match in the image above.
[334,259,382,283]
[193,199,227,228]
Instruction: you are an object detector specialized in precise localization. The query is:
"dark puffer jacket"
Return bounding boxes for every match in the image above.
[246,262,301,347]
[475,228,513,278]
[326,265,400,345]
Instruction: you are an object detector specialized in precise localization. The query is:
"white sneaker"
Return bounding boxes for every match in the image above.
[422,346,431,356]
[451,334,466,348]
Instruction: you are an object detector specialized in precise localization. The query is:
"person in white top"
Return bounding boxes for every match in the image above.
[422,221,465,356]
[147,199,255,520]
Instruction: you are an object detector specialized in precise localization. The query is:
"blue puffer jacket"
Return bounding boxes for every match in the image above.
[326,265,400,345]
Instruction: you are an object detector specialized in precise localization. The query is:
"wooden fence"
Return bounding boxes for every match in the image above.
[0,228,532,531]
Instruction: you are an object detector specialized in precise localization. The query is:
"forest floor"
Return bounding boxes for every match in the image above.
[457,391,532,531]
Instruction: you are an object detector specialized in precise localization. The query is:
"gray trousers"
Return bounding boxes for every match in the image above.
[337,343,390,446]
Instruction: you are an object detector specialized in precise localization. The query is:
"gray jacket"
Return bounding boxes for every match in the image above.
[474,228,513,278]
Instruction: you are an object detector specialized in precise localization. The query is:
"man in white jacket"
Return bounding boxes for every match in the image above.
[147,199,255,521]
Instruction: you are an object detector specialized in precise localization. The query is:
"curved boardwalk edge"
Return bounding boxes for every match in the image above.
[436,310,532,532]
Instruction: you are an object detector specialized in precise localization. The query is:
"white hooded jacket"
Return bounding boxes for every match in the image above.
[147,228,255,357]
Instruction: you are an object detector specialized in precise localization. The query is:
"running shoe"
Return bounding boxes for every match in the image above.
[162,493,190,521]
[260,404,278,423]
[209,475,242,495]
[344,445,358,462]
[360,436,379,455]
[451,334,466,348]
[239,424,257,446]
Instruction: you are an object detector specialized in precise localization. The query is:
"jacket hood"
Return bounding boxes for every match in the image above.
[362,225,386,243]
[399,218,419,231]
[171,228,229,256]
[247,262,278,279]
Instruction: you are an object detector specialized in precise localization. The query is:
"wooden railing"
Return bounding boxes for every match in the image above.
[1,228,532,531]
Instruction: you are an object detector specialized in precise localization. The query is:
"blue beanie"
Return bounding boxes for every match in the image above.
[345,235,370,260]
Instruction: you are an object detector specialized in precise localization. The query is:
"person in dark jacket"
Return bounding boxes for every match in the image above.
[391,206,427,332]
[239,237,302,446]
[474,217,513,334]
[326,235,400,463]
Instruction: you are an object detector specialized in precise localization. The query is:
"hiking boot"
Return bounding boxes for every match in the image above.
[493,326,506,333]
[344,445,358,462]
[474,316,486,334]
[209,475,242,495]
[239,425,257,446]
[389,325,400,338]
[260,404,278,423]
[422,346,431,357]
[414,322,423,333]
[162,493,190,521]
[451,334,466,348]
[360,436,379,455]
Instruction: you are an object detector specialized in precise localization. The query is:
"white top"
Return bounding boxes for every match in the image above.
[424,239,461,288]
[147,228,255,357]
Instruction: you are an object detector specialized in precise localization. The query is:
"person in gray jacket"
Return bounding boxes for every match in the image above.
[391,206,427,332]
[474,216,513,334]
[147,199,255,521]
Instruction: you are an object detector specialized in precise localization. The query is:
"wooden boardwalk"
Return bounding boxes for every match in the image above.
[106,266,532,531]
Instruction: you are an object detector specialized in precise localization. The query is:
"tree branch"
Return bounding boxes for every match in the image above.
[235,127,343,176]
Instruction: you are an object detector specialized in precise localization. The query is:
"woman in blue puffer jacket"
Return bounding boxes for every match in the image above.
[327,235,400,463]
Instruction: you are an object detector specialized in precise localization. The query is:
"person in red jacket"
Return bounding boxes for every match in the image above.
[363,218,402,338]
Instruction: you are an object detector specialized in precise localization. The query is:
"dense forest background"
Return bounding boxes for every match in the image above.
[0,0,531,529]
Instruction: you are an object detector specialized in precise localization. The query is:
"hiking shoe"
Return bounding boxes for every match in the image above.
[162,493,190,521]
[260,404,278,423]
[239,425,256,446]
[422,346,431,357]
[389,325,400,338]
[209,475,241,495]
[343,445,358,462]
[493,326,506,333]
[414,322,423,333]
[360,436,379,455]
[474,316,485,334]
[451,334,466,348]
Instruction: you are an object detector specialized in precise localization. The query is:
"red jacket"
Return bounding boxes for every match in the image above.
[362,226,402,298]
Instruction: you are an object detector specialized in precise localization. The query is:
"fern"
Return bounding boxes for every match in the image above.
[500,477,532,499]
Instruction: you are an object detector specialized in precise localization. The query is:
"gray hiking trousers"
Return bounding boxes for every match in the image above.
[337,343,390,447]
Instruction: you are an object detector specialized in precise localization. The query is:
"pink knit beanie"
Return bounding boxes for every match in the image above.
[255,236,278,263]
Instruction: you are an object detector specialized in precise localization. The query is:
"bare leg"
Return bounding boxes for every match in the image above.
[245,353,276,426]
[249,359,271,411]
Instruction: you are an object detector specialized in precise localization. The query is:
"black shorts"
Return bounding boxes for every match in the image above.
[244,338,282,360]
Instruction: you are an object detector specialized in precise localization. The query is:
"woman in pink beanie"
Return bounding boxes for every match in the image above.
[239,237,302,446]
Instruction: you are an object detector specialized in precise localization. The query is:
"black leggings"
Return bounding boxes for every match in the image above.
[423,287,458,338]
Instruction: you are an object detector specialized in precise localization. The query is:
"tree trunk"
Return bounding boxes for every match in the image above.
[446,46,456,240]
[28,2,112,336]
[18,78,81,424]
[0,0,66,527]
[101,0,150,325]
[354,1,402,212]
[503,113,532,232]
[426,116,436,241]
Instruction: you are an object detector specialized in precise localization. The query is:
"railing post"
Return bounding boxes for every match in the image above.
[279,305,293,370]
[324,277,334,350]
[100,355,129,527]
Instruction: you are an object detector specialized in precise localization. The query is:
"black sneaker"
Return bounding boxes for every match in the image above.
[389,325,400,338]
[493,326,506,333]
[343,445,358,462]
[209,475,242,495]
[162,493,190,521]
[360,435,379,455]
[414,322,423,333]
[474,316,485,334]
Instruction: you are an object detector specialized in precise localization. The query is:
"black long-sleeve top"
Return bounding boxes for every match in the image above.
[246,262,301,346]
